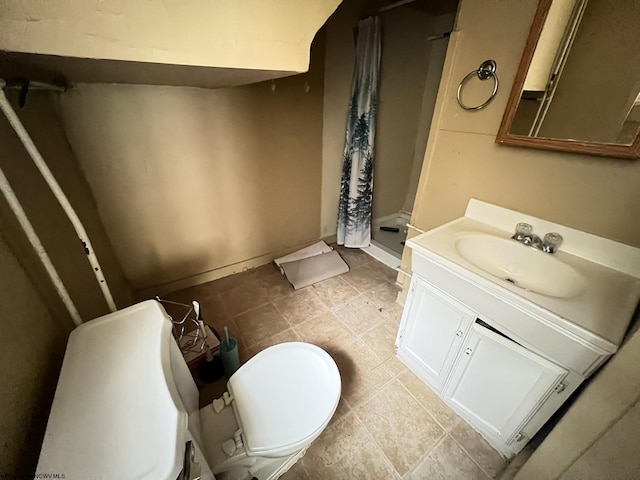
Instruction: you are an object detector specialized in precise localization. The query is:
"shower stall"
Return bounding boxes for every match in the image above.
[363,212,411,269]
[357,1,457,269]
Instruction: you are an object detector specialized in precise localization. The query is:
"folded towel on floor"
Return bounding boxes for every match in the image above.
[280,250,349,290]
[274,241,334,274]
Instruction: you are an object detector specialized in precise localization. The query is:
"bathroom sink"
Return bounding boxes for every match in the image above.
[406,199,640,349]
[455,234,586,298]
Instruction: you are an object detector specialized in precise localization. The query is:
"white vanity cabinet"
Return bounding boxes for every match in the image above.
[397,274,578,457]
[396,199,640,458]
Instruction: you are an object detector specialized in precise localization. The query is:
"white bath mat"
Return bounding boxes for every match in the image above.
[274,240,333,274]
[280,250,349,290]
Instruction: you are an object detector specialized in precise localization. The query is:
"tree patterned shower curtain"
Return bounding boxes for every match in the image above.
[337,16,381,248]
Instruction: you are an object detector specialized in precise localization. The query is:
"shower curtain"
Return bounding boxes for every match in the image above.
[337,16,381,248]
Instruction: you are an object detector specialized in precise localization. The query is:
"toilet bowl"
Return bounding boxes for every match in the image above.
[36,300,341,480]
[201,342,341,479]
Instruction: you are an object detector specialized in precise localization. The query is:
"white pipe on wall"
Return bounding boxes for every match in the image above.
[0,161,82,325]
[0,79,117,315]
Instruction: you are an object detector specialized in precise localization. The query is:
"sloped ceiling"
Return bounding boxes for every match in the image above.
[0,0,341,88]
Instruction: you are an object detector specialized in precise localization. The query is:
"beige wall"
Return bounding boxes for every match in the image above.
[408,0,640,250]
[0,230,73,476]
[0,0,339,74]
[58,40,325,292]
[403,13,455,213]
[0,91,132,320]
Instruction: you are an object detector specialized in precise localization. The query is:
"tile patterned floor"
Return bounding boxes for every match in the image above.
[164,245,507,479]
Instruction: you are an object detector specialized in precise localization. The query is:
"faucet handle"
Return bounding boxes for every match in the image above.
[512,222,533,240]
[543,232,563,253]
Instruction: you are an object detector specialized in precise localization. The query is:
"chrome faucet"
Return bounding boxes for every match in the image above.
[511,223,562,254]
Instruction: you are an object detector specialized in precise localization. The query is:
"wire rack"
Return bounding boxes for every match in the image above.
[155,297,219,363]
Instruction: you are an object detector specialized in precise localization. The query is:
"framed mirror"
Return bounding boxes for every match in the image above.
[497,0,640,159]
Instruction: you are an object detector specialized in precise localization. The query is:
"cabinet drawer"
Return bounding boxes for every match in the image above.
[412,252,609,376]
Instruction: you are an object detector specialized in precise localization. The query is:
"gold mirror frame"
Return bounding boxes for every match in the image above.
[496,0,640,160]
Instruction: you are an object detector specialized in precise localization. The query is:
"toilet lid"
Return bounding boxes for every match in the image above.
[228,342,341,457]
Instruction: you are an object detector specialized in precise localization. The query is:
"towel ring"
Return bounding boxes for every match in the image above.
[456,60,499,111]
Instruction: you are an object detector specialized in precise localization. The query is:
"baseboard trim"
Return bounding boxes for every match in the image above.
[135,238,325,300]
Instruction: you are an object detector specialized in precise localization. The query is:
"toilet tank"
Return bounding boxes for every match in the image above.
[36,300,207,479]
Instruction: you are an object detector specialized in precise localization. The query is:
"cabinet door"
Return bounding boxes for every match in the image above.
[397,277,475,392]
[443,321,568,444]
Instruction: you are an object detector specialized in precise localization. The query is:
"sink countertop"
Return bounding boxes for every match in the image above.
[407,202,640,351]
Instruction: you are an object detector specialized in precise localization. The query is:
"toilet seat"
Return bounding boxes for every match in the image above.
[228,342,341,458]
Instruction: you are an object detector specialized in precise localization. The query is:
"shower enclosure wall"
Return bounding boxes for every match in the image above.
[363,212,410,269]
[360,7,456,269]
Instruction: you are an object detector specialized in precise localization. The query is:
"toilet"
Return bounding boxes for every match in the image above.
[36,300,341,480]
